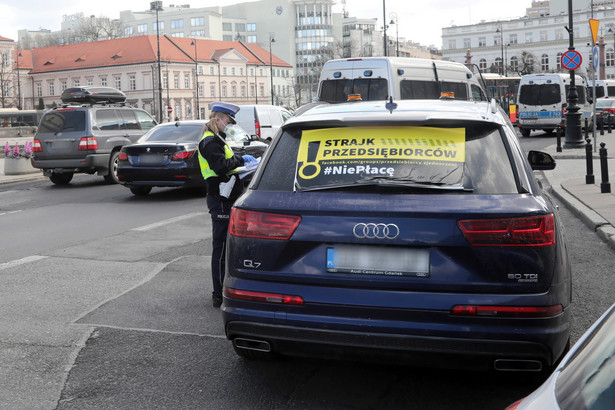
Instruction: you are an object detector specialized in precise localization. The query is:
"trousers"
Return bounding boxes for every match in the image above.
[206,195,233,299]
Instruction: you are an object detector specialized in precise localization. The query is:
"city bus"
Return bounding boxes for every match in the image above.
[482,73,521,123]
[0,109,44,128]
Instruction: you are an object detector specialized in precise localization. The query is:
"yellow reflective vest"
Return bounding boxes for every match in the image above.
[198,131,237,180]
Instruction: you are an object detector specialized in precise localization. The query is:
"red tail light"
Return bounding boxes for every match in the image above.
[224,287,304,305]
[32,139,42,152]
[457,214,555,246]
[78,137,98,150]
[451,304,563,318]
[255,121,261,137]
[604,108,615,114]
[561,102,567,117]
[118,152,128,160]
[229,209,301,240]
[171,150,196,160]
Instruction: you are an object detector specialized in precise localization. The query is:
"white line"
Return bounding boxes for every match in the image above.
[131,212,206,232]
[0,255,48,271]
[0,210,22,216]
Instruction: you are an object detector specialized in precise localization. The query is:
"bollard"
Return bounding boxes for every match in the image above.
[584,117,589,140]
[556,126,563,152]
[600,113,605,136]
[600,142,611,194]
[586,139,595,184]
[609,114,613,134]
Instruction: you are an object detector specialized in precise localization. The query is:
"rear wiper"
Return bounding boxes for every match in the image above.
[357,176,473,192]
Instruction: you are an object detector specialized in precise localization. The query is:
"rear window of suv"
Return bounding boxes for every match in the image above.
[38,110,86,133]
[257,124,518,195]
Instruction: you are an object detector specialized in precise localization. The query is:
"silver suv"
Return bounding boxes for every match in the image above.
[32,98,157,185]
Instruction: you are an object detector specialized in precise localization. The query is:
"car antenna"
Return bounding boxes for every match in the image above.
[385,96,397,113]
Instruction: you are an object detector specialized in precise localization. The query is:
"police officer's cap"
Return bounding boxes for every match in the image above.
[211,101,240,124]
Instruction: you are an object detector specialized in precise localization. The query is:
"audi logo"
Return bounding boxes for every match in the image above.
[353,223,400,239]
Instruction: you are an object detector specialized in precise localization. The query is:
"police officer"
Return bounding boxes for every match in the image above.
[198,102,256,307]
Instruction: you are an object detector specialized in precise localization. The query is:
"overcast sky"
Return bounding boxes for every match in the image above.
[0,0,530,48]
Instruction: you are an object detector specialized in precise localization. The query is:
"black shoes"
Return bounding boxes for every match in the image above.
[212,295,223,308]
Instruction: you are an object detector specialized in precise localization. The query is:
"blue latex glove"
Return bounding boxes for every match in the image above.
[242,155,257,164]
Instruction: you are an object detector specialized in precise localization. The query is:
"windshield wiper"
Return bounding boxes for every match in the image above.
[296,178,473,193]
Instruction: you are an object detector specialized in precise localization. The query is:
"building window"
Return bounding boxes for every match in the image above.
[260,85,264,97]
[115,77,121,90]
[231,67,236,76]
[73,79,80,87]
[557,52,563,70]
[185,102,191,118]
[463,38,471,48]
[495,57,502,70]
[247,23,256,32]
[87,78,93,86]
[172,32,185,38]
[540,31,548,41]
[210,66,215,75]
[125,26,133,36]
[232,85,237,97]
[607,48,614,67]
[222,86,227,97]
[250,84,255,97]
[448,39,456,49]
[129,75,136,91]
[175,103,181,119]
[223,23,232,31]
[163,73,168,89]
[509,34,518,44]
[60,80,67,91]
[240,67,244,76]
[223,35,233,41]
[185,74,190,89]
[241,85,246,97]
[171,19,184,29]
[478,37,486,47]
[154,22,164,31]
[235,23,245,32]
[511,56,519,72]
[48,82,55,96]
[541,54,549,71]
[191,17,205,26]
[138,24,148,33]
[174,74,180,89]
[191,30,206,36]
[210,85,216,97]
[525,32,533,43]
[494,35,501,46]
[101,77,107,86]
[36,83,42,97]
[223,67,228,75]
[247,35,256,43]
[198,83,203,97]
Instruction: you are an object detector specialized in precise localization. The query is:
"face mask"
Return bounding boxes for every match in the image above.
[216,117,233,135]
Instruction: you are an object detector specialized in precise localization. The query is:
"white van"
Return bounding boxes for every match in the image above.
[317,57,488,103]
[234,104,293,141]
[518,73,592,137]
[587,79,615,99]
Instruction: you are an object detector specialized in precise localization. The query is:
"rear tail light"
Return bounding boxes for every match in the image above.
[224,287,304,305]
[229,209,301,240]
[561,103,567,117]
[32,139,42,152]
[118,152,128,161]
[255,121,261,137]
[451,304,563,318]
[78,137,98,150]
[458,214,555,246]
[171,150,196,160]
[604,108,615,114]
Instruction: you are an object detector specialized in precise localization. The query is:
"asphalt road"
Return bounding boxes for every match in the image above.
[1,154,615,409]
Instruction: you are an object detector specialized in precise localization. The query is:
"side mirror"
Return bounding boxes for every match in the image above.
[527,150,556,170]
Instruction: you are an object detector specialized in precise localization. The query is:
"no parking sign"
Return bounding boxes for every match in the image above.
[561,50,582,71]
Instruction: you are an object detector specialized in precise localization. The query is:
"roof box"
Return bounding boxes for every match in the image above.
[61,86,126,103]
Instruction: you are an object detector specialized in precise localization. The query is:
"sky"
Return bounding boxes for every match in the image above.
[0,0,531,48]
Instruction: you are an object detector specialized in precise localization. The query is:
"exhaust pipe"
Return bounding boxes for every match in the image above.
[233,338,272,353]
[494,359,543,372]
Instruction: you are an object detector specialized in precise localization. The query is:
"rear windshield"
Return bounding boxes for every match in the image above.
[400,80,469,100]
[139,124,204,143]
[257,124,518,195]
[319,79,388,103]
[38,110,86,133]
[519,83,587,105]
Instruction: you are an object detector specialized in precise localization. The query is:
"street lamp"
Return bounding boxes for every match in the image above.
[608,27,615,78]
[150,1,163,123]
[382,0,387,56]
[496,24,504,76]
[389,13,399,57]
[191,40,199,119]
[16,51,22,110]
[269,32,275,105]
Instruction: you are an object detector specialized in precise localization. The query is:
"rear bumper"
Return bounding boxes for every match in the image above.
[31,154,110,174]
[117,167,204,187]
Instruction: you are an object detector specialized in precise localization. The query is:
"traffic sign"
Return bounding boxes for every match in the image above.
[167,106,173,114]
[593,46,600,70]
[561,50,582,70]
[590,19,600,45]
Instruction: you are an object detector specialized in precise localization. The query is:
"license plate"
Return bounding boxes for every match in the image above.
[521,119,537,124]
[326,245,430,277]
[139,154,165,164]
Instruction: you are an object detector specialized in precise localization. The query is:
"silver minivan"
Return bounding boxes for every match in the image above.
[234,104,293,141]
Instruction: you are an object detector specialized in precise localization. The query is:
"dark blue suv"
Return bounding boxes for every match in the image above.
[222,99,571,373]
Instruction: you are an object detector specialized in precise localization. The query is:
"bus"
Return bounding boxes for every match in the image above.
[482,73,522,123]
[0,109,44,128]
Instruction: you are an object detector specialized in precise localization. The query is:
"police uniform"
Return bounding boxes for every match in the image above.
[197,102,247,307]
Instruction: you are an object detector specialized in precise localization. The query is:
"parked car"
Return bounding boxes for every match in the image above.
[31,87,157,185]
[594,97,615,129]
[222,98,572,372]
[234,104,293,141]
[117,120,267,196]
[506,302,615,409]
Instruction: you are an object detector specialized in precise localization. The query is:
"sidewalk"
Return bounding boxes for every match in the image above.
[0,139,614,248]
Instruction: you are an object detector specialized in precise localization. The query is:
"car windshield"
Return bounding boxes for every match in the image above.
[38,110,86,133]
[257,123,519,195]
[140,124,204,143]
[596,100,615,108]
[555,307,615,409]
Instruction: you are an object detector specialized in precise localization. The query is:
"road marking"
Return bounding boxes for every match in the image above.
[131,212,206,232]
[0,255,48,271]
[0,210,22,216]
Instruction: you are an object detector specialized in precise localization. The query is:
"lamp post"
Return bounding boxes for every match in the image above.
[150,1,163,123]
[191,40,199,119]
[389,13,398,57]
[564,0,583,147]
[16,51,22,110]
[609,27,615,78]
[504,44,509,77]
[496,24,504,76]
[269,32,275,105]
[382,0,387,56]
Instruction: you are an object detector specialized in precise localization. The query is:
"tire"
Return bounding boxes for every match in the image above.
[103,151,120,184]
[49,172,73,185]
[520,128,531,137]
[130,186,152,196]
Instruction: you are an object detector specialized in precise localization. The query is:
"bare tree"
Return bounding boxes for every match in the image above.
[519,51,536,75]
[74,16,124,42]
